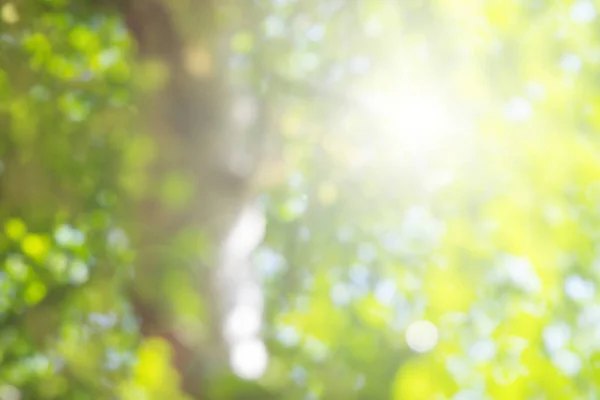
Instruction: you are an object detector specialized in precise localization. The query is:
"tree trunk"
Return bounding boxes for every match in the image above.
[111,0,266,397]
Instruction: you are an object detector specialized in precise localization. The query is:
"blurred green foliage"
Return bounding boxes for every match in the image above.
[3,0,600,399]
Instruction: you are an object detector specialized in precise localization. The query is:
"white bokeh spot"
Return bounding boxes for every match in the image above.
[224,305,262,344]
[406,320,438,352]
[571,0,597,24]
[230,338,269,380]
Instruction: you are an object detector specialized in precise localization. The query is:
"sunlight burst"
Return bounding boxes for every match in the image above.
[364,83,462,166]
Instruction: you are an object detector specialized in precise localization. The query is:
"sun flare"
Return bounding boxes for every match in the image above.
[369,86,457,148]
[358,81,468,188]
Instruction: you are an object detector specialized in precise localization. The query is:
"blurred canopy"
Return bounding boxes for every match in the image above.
[2,0,600,399]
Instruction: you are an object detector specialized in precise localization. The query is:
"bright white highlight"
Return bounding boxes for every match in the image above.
[224,305,262,343]
[223,206,265,261]
[393,93,450,144]
[553,349,582,376]
[502,255,541,293]
[571,0,597,24]
[230,338,269,380]
[504,97,532,122]
[218,204,269,380]
[406,320,439,353]
[365,86,459,162]
[560,53,582,73]
[564,275,596,301]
